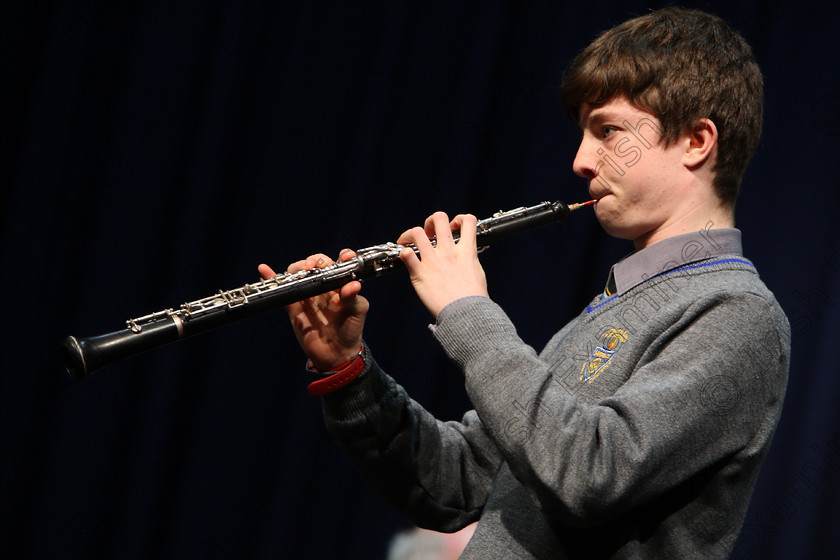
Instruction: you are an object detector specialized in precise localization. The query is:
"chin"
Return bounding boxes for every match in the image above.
[594,202,654,241]
[595,214,648,242]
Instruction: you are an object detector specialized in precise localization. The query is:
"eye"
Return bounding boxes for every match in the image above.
[601,126,617,138]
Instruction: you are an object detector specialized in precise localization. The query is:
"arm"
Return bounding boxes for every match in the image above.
[260,248,501,531]
[395,212,787,525]
[319,357,503,531]
[265,210,487,366]
[433,293,787,526]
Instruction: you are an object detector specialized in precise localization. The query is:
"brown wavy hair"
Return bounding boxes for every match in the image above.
[559,7,763,206]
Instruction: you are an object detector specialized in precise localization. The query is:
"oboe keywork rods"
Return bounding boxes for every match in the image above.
[62,199,596,380]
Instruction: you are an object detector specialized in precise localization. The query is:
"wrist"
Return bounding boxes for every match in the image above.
[435,294,492,324]
[308,345,364,372]
[306,346,366,396]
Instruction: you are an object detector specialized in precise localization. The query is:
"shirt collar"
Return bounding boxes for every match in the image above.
[607,228,743,296]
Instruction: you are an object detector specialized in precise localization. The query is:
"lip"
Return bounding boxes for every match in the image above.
[588,189,611,202]
[588,182,611,201]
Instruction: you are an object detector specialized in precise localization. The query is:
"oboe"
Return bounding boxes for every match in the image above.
[63,199,595,380]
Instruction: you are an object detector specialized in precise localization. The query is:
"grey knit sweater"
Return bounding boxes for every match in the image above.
[319,246,790,558]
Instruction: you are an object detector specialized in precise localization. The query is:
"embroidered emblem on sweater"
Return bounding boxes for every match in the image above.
[580,328,629,383]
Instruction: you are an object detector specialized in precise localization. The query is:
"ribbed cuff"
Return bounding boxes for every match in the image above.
[432,298,518,370]
[313,347,395,420]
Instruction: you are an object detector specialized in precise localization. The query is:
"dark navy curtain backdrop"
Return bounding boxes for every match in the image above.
[2,1,838,558]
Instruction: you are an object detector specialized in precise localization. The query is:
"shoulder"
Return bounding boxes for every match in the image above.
[588,257,790,352]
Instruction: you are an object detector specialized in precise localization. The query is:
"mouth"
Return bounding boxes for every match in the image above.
[588,190,611,202]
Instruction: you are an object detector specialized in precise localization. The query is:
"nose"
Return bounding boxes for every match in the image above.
[572,136,597,180]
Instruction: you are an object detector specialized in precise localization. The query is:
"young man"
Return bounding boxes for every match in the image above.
[260,7,790,558]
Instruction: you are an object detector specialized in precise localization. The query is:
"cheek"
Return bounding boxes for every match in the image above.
[597,195,655,226]
[594,196,627,224]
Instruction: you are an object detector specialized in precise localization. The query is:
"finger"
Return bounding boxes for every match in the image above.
[258,263,277,279]
[396,229,410,246]
[338,248,357,262]
[397,226,434,250]
[395,244,419,273]
[398,226,436,269]
[451,214,478,252]
[338,280,367,309]
[337,282,370,327]
[306,280,366,327]
[423,211,453,245]
[288,253,333,274]
[286,259,308,274]
[307,253,333,269]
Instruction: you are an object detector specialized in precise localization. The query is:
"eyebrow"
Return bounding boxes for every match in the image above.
[580,109,623,129]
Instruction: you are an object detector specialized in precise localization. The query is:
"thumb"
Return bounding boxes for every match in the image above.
[338,281,369,314]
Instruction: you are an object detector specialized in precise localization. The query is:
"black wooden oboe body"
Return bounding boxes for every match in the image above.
[63,200,587,380]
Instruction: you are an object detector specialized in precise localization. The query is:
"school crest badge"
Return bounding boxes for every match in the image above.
[580,328,629,383]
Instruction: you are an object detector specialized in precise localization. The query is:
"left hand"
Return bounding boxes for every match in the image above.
[397,211,489,318]
[258,249,368,372]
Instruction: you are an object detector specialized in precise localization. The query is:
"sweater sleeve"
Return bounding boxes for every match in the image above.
[432,293,789,527]
[319,348,504,532]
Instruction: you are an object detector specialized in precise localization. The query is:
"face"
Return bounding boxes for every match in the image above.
[573,97,691,248]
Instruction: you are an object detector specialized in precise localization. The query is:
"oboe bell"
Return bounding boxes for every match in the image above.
[62,199,595,380]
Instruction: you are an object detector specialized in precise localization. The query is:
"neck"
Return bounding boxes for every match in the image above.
[633,202,734,251]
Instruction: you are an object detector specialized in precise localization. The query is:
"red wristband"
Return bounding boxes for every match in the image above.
[306,349,366,397]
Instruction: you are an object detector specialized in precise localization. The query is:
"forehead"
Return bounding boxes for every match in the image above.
[578,97,660,128]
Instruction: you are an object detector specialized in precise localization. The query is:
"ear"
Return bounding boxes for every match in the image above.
[683,118,718,169]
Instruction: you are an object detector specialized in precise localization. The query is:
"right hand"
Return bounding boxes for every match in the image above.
[258,249,369,372]
[397,211,488,319]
